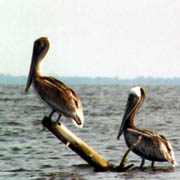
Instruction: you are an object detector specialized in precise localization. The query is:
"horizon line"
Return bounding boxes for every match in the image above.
[1,73,180,80]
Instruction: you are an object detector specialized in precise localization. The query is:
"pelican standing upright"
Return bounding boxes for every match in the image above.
[117,86,177,168]
[25,37,84,128]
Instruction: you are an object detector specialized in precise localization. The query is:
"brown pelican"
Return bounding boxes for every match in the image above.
[117,86,178,168]
[25,37,84,128]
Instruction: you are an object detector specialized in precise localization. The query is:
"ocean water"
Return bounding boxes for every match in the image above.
[0,84,179,180]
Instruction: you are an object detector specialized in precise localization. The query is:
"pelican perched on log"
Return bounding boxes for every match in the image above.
[117,86,177,168]
[25,37,84,128]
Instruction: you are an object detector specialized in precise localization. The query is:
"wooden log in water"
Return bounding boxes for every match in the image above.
[42,116,140,172]
[42,116,114,171]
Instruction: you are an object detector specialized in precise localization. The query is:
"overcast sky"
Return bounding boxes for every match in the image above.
[1,0,180,78]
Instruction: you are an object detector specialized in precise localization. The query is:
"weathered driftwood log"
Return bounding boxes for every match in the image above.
[42,116,141,172]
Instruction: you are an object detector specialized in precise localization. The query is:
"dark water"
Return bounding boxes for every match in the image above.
[0,84,179,180]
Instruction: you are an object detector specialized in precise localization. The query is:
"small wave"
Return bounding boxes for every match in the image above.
[2,121,22,126]
[0,97,24,102]
[45,171,86,180]
[7,168,28,172]
[11,147,22,152]
[40,164,54,169]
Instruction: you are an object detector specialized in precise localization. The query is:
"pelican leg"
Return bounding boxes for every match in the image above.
[48,110,55,119]
[140,158,145,168]
[41,111,55,131]
[41,111,55,132]
[151,161,155,168]
[56,114,62,123]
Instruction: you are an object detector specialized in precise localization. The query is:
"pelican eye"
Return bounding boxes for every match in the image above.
[37,41,46,50]
[40,41,45,47]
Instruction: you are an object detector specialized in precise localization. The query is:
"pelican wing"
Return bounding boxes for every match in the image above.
[34,76,83,118]
[45,76,81,106]
[43,76,81,107]
[125,128,176,163]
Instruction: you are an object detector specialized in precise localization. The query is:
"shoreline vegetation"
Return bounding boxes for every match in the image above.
[1,74,180,85]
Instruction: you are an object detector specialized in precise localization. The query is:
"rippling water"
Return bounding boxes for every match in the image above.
[0,84,180,180]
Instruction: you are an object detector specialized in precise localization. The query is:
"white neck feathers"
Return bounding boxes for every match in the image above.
[130,86,141,98]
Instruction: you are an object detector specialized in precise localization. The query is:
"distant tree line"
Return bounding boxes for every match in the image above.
[0,74,180,85]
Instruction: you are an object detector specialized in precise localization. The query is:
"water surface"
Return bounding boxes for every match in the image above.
[0,85,179,179]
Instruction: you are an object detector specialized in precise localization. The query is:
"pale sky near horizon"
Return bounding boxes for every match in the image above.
[1,1,180,79]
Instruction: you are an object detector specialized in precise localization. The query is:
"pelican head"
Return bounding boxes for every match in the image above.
[25,37,50,92]
[117,86,146,139]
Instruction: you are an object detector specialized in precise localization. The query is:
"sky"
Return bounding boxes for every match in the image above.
[1,0,180,79]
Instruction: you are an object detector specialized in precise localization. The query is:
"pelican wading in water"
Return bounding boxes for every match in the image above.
[117,86,177,168]
[25,37,84,128]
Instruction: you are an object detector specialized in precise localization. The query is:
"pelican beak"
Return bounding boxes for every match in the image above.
[117,93,139,139]
[25,56,35,93]
[25,37,49,93]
